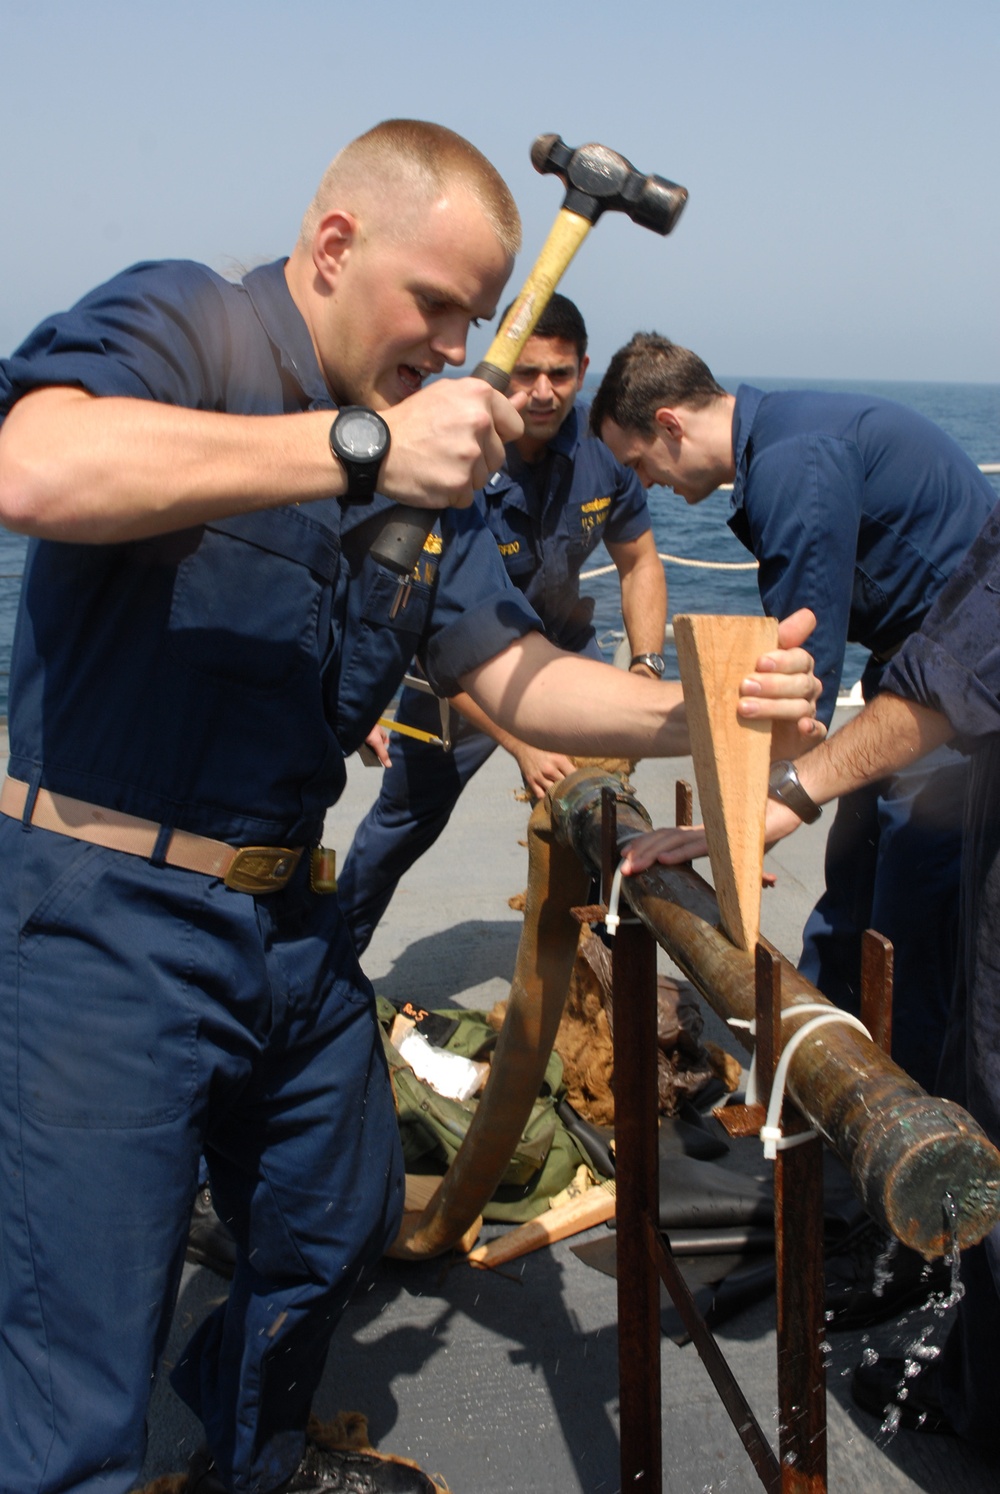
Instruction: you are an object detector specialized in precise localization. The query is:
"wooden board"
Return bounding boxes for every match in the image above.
[466,1182,616,1268]
[673,615,777,950]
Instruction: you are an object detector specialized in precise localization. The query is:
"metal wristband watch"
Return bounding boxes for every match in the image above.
[629,652,666,677]
[768,759,823,824]
[329,406,391,505]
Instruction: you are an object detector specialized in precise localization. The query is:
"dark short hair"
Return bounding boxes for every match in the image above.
[589,332,725,435]
[500,292,588,362]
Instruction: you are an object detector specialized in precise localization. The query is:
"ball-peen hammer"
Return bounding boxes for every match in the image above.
[369,134,688,575]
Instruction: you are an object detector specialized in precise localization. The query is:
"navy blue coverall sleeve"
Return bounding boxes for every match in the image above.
[0,260,237,411]
[885,502,1000,745]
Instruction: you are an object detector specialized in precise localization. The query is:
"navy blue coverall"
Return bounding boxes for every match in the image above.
[0,259,542,1494]
[883,501,1000,1445]
[337,403,651,955]
[727,386,994,1088]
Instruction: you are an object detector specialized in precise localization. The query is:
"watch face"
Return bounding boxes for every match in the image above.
[336,408,387,460]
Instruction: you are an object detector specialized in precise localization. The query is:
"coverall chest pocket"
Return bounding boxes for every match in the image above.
[566,501,606,562]
[167,511,339,691]
[335,564,434,753]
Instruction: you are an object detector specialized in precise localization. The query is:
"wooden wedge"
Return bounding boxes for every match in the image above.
[673,615,777,950]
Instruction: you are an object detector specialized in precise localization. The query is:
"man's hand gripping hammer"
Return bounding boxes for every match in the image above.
[369,135,688,575]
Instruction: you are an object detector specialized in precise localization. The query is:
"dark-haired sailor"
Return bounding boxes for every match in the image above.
[338,294,668,956]
[593,332,994,1097]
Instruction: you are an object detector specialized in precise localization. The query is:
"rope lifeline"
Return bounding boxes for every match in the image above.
[580,552,759,581]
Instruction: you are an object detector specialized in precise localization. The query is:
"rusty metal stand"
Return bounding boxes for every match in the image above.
[604,787,662,1488]
[603,782,896,1491]
[604,785,780,1490]
[754,942,827,1491]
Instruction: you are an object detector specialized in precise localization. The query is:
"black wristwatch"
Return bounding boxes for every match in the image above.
[768,759,823,824]
[329,406,390,504]
[630,652,666,677]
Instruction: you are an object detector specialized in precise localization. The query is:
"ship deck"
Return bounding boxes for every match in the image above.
[2,719,999,1492]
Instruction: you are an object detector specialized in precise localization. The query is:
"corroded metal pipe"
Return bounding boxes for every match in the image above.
[552,769,1000,1259]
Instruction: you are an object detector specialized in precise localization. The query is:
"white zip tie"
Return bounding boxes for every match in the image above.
[601,829,645,937]
[597,854,642,932]
[731,1004,873,1160]
[603,862,629,936]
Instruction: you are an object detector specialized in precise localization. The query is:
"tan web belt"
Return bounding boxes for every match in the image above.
[0,777,303,894]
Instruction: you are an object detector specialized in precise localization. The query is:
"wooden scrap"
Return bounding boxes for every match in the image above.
[466,1180,616,1269]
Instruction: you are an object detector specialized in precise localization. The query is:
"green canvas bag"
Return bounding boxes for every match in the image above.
[376,998,602,1222]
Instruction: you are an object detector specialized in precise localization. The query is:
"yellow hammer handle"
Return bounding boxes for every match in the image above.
[476,210,593,383]
[371,209,593,573]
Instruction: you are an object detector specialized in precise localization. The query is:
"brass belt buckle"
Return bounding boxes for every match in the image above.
[224,846,302,894]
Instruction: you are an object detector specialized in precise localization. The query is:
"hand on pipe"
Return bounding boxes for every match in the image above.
[620,823,709,875]
[619,823,777,886]
[510,742,579,799]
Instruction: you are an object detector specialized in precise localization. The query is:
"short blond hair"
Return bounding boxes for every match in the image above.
[299,119,521,256]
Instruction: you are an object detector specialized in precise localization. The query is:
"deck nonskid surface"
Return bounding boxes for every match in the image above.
[0,723,990,1492]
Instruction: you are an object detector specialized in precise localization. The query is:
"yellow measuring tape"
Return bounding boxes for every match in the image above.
[377,716,443,747]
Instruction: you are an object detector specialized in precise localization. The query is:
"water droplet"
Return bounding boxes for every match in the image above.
[880,1404,902,1439]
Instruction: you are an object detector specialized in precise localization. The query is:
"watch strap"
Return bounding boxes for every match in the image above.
[329,407,389,505]
[630,652,665,675]
[768,759,822,824]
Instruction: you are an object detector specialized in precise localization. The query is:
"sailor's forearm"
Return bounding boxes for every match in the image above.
[447,689,521,753]
[460,609,821,761]
[795,692,955,806]
[610,534,668,658]
[461,634,691,758]
[0,387,345,543]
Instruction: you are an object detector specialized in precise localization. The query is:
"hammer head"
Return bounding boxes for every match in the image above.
[531,134,687,235]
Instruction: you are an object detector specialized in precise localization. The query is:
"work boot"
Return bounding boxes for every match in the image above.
[185,1184,237,1280]
[281,1440,444,1491]
[824,1219,951,1332]
[186,1447,227,1493]
[186,1441,446,1493]
[851,1353,954,1435]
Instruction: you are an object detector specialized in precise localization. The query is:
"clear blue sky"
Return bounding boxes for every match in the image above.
[2,0,998,382]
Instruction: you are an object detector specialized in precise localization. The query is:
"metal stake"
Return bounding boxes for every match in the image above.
[860,928,894,1056]
[608,792,663,1489]
[755,944,827,1491]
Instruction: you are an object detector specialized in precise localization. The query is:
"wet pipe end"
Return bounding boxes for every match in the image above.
[850,1095,1000,1259]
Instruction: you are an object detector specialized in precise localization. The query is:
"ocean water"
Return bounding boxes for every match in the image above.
[0,379,997,716]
